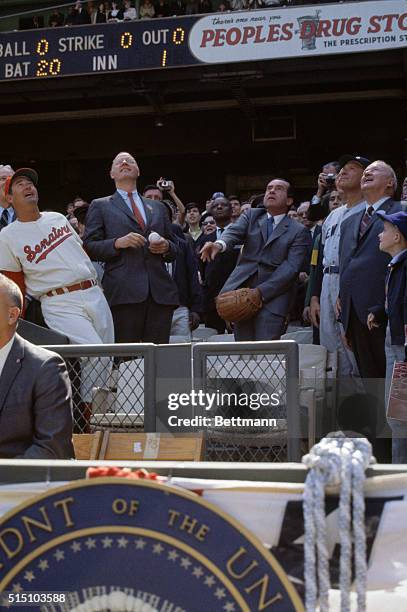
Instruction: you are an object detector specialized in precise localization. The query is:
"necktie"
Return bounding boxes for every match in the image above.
[359,205,374,239]
[267,216,274,239]
[0,209,9,230]
[127,192,146,231]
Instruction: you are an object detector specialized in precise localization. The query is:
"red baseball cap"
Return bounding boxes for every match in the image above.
[5,168,38,197]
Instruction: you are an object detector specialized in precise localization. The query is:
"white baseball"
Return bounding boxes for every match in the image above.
[148,232,161,243]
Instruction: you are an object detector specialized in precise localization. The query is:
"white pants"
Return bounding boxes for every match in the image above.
[320,272,359,378]
[171,305,191,338]
[41,285,114,402]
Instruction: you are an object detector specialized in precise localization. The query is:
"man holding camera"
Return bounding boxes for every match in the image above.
[309,161,341,222]
[143,178,185,226]
[84,152,179,344]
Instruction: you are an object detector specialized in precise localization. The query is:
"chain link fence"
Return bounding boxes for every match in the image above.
[193,341,302,462]
[45,341,302,462]
[44,344,156,435]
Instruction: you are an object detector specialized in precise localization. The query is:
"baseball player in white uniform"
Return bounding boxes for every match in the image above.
[0,168,114,431]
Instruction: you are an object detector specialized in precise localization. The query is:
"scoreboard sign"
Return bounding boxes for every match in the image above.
[0,0,405,82]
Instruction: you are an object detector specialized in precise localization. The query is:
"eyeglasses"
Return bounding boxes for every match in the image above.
[202,221,215,226]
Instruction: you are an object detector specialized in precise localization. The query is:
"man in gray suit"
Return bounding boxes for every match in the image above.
[84,152,179,343]
[0,275,74,459]
[201,179,311,340]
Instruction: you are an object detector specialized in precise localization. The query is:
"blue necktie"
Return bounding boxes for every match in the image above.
[0,209,9,230]
[267,216,274,239]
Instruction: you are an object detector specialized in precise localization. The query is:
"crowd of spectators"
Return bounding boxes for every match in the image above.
[16,0,349,30]
[1,156,407,462]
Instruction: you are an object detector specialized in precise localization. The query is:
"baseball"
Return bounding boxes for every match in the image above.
[148,232,161,243]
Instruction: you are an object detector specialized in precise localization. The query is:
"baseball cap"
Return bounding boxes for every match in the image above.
[211,191,225,199]
[5,168,38,196]
[339,155,371,170]
[376,210,407,241]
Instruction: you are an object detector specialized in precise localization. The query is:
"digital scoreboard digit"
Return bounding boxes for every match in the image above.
[0,18,200,81]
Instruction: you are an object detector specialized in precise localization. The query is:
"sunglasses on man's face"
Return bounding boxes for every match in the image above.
[202,221,215,226]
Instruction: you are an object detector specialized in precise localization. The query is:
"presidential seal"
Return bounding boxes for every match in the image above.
[0,479,303,611]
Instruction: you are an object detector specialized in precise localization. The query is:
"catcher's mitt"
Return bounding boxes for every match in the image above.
[216,288,263,323]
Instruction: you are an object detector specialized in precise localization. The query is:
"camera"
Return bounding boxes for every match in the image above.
[325,173,337,187]
[158,179,171,190]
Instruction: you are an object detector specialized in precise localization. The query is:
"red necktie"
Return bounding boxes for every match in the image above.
[127,192,146,231]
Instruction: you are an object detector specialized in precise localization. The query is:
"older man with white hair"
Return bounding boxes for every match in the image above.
[338,160,402,457]
[0,164,14,230]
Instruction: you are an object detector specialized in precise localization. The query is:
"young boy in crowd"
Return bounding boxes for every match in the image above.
[367,211,407,463]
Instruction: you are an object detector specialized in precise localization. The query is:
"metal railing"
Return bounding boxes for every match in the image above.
[193,340,302,462]
[44,340,302,461]
[44,343,156,434]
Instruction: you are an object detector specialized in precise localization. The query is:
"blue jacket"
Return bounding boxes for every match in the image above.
[369,250,407,346]
[339,198,402,332]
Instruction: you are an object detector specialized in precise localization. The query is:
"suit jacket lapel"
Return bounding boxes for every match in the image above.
[265,216,290,246]
[112,191,136,225]
[0,335,24,415]
[259,215,268,245]
[141,196,154,229]
[360,199,393,241]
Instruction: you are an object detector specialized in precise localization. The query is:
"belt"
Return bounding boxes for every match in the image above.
[323,266,339,274]
[44,279,97,298]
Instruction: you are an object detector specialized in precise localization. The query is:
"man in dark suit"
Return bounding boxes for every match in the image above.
[200,197,239,333]
[201,179,311,340]
[339,160,402,379]
[0,164,15,231]
[338,161,401,457]
[83,152,179,343]
[0,274,74,459]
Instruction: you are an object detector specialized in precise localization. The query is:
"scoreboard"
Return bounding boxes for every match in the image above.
[0,2,405,82]
[0,18,201,81]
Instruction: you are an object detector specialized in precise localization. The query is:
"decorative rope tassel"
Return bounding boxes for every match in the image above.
[302,433,375,612]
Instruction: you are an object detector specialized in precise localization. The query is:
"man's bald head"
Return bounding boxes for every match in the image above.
[0,275,22,344]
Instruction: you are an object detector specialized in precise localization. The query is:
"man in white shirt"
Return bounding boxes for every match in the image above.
[0,168,114,432]
[0,274,74,458]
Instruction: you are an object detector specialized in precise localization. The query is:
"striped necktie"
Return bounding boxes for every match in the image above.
[359,205,374,239]
[0,209,9,230]
[127,192,146,231]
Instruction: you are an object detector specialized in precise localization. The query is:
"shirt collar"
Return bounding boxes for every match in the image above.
[267,212,286,226]
[0,334,15,376]
[117,188,139,199]
[367,197,389,212]
[390,248,407,266]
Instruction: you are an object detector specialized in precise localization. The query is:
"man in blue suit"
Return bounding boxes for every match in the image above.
[84,152,179,343]
[338,161,401,456]
[339,160,402,379]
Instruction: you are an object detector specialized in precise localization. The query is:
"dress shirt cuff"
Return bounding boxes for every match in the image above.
[215,240,226,252]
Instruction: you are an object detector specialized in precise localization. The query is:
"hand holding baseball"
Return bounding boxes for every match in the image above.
[115,232,146,249]
[149,233,169,254]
